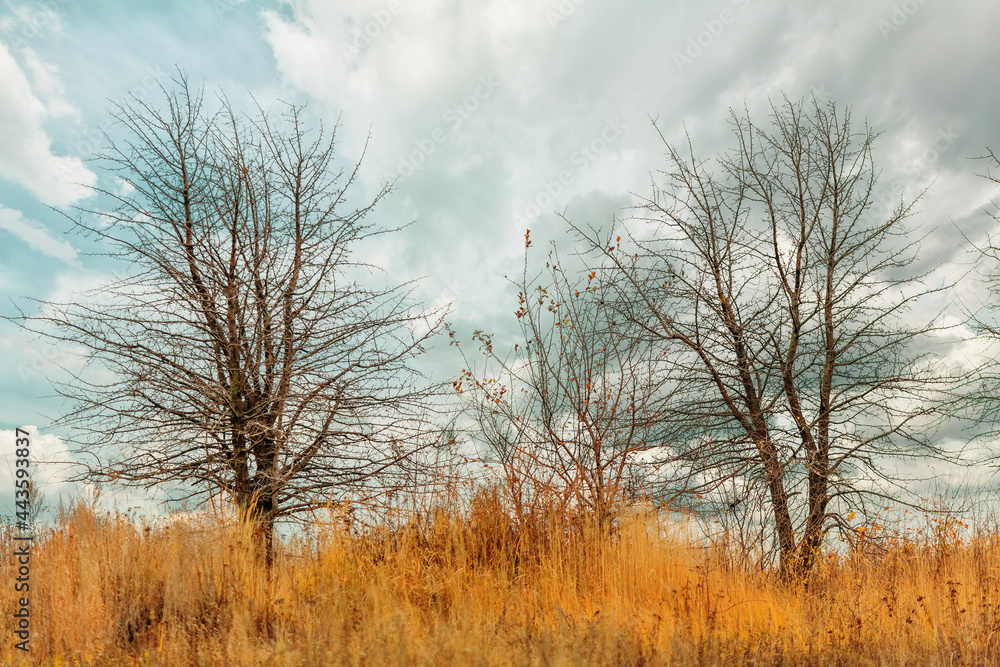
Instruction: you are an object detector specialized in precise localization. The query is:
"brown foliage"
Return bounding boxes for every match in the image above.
[2,491,1000,665]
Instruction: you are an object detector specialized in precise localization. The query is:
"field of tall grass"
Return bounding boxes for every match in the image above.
[1,488,998,666]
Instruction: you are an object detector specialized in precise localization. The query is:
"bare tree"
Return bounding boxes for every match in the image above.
[454,233,693,532]
[571,97,953,576]
[14,77,445,565]
[963,149,1000,441]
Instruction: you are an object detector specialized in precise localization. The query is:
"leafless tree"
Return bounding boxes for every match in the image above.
[959,149,1000,448]
[454,234,694,532]
[571,97,953,576]
[13,77,446,566]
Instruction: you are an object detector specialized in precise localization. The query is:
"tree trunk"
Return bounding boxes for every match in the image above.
[758,438,796,576]
[235,473,276,573]
[796,466,828,577]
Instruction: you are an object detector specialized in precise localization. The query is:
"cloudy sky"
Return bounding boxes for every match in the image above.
[0,0,998,515]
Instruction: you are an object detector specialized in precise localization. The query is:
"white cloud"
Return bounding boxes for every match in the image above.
[0,1,65,41]
[0,42,94,207]
[261,1,512,159]
[0,205,80,267]
[0,426,80,510]
[0,425,179,524]
[20,46,78,121]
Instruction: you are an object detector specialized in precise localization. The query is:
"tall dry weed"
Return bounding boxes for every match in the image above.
[0,488,998,665]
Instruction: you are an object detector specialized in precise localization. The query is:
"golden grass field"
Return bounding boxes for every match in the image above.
[1,489,998,666]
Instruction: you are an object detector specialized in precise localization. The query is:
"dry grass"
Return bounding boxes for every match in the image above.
[1,489,999,666]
